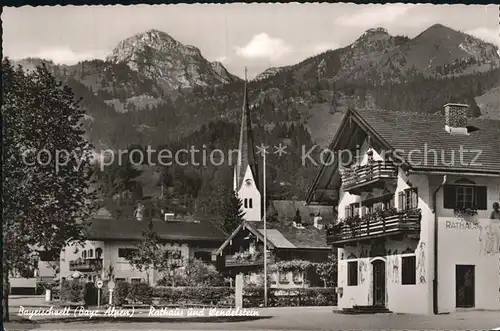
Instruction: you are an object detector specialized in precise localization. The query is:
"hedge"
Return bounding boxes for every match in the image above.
[153,286,234,306]
[61,280,85,303]
[243,287,337,307]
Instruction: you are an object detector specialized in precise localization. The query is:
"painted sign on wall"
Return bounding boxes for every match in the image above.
[445,220,479,230]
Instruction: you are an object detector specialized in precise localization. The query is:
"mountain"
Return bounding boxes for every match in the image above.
[11,24,500,211]
[255,25,499,84]
[106,29,241,90]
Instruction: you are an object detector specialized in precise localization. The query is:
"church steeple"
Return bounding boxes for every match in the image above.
[234,68,259,192]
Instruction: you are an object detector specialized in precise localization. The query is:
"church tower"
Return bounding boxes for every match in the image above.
[233,69,262,222]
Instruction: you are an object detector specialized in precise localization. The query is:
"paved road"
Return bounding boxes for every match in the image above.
[6,307,500,331]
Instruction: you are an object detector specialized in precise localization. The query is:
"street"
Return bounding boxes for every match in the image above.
[6,307,500,331]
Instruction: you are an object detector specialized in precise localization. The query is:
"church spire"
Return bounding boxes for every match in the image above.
[235,67,258,192]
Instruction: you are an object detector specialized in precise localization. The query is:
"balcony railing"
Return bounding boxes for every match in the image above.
[327,208,421,246]
[341,161,397,194]
[69,258,103,272]
[225,252,274,267]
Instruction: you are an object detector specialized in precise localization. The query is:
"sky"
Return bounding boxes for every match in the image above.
[3,4,499,79]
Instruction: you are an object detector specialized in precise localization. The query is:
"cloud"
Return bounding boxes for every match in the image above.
[311,42,340,54]
[335,4,416,28]
[214,56,229,63]
[466,27,500,47]
[235,33,292,61]
[22,47,107,65]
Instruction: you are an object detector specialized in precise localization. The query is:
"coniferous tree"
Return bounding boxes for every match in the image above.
[221,191,245,234]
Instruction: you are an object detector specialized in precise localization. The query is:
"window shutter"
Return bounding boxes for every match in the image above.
[443,185,456,209]
[345,205,350,218]
[412,188,419,209]
[474,186,487,210]
[398,191,404,210]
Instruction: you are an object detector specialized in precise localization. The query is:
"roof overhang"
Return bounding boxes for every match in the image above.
[306,108,395,204]
[409,168,500,177]
[214,221,276,256]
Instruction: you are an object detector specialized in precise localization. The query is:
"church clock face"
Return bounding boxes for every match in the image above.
[245,179,253,187]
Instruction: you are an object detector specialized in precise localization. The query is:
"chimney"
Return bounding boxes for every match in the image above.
[444,103,469,135]
[134,203,144,221]
[313,215,323,230]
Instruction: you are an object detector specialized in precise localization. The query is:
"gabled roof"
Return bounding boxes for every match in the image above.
[252,221,329,249]
[85,218,227,242]
[306,108,500,203]
[354,108,500,174]
[215,220,329,255]
[268,200,335,225]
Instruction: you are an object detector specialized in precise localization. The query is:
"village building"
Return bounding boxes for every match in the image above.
[215,75,334,287]
[306,104,500,314]
[214,200,334,287]
[59,211,226,285]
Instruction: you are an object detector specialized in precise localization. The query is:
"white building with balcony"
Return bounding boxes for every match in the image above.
[60,214,226,285]
[307,104,500,315]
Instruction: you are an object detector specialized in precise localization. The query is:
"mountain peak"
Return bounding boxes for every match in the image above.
[107,29,239,89]
[364,27,389,35]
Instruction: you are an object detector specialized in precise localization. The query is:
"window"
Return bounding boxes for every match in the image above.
[95,248,103,259]
[345,203,359,218]
[131,278,142,284]
[383,198,395,210]
[347,261,358,286]
[292,271,302,284]
[115,278,126,282]
[39,250,58,262]
[244,198,248,208]
[118,248,138,258]
[401,256,416,285]
[194,251,211,262]
[82,251,87,259]
[399,188,418,211]
[443,184,487,210]
[88,249,93,258]
[279,272,289,283]
[249,198,253,209]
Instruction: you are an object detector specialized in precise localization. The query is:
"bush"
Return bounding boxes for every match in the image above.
[243,287,336,307]
[128,282,153,304]
[113,280,129,306]
[61,280,84,303]
[153,286,233,306]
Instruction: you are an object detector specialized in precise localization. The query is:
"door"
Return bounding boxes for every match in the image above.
[372,260,386,307]
[456,265,475,308]
[84,282,98,307]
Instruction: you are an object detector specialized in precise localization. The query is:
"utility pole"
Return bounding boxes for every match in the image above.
[263,148,268,307]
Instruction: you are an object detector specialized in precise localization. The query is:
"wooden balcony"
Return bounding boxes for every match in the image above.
[69,258,103,272]
[225,253,274,267]
[341,161,397,194]
[327,209,421,246]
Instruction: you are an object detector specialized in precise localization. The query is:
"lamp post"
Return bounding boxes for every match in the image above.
[263,148,268,307]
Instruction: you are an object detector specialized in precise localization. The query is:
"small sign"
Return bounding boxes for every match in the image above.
[107,280,115,290]
[96,280,103,289]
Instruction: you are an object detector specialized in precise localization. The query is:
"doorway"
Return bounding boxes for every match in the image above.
[372,260,386,307]
[456,265,475,308]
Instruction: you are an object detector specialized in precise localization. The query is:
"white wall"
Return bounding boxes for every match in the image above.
[238,165,262,222]
[438,216,500,312]
[336,143,434,314]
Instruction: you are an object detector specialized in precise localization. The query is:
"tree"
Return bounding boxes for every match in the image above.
[315,252,338,287]
[2,59,97,322]
[221,191,245,234]
[182,258,224,287]
[125,219,170,285]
